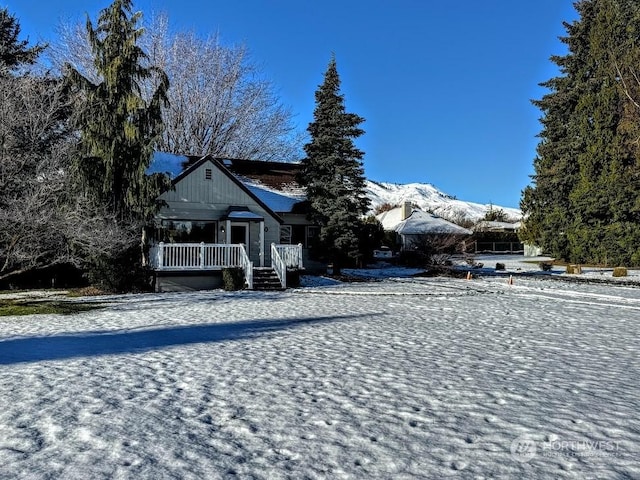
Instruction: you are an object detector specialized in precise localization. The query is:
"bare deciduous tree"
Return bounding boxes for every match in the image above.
[405,233,467,266]
[0,75,137,283]
[49,13,303,161]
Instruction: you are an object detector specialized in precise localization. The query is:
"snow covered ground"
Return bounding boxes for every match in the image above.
[462,254,640,284]
[1,272,639,479]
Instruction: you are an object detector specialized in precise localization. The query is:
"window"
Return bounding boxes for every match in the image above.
[290,225,320,248]
[204,168,212,180]
[280,225,292,244]
[156,220,217,243]
[307,226,320,243]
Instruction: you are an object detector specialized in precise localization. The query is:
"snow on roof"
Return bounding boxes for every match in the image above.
[375,207,405,231]
[226,210,264,220]
[377,206,472,235]
[243,181,305,213]
[473,220,520,232]
[397,210,472,235]
[147,153,306,213]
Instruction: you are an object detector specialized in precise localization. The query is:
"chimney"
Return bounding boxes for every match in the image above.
[401,201,413,220]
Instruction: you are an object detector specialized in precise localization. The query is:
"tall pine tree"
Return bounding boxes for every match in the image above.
[299,57,370,273]
[521,0,640,266]
[65,0,170,222]
[0,8,44,75]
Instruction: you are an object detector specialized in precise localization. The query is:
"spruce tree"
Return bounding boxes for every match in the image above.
[521,0,640,265]
[520,0,594,260]
[300,57,370,273]
[0,8,45,75]
[65,0,170,222]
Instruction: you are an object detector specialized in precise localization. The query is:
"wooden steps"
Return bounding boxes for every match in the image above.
[252,268,284,291]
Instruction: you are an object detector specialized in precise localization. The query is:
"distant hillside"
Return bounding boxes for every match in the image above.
[366,181,521,223]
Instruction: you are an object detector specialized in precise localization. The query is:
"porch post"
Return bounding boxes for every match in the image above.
[158,242,164,270]
[259,220,265,267]
[225,219,231,244]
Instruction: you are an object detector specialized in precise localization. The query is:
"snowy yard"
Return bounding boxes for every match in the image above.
[0,273,639,479]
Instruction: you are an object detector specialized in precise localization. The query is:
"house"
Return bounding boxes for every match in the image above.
[375,202,472,251]
[146,153,314,292]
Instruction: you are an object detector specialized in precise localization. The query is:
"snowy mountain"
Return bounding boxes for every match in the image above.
[366,180,521,222]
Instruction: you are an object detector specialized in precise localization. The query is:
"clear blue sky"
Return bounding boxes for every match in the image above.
[7,0,578,208]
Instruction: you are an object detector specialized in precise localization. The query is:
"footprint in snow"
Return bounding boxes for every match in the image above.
[451,460,467,471]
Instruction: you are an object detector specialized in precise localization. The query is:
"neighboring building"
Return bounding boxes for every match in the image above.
[472,220,520,233]
[145,153,311,291]
[471,220,524,254]
[376,202,472,251]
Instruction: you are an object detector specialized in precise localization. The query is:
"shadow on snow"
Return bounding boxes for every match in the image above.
[0,313,373,365]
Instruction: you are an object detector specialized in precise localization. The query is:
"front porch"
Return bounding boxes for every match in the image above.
[148,242,303,291]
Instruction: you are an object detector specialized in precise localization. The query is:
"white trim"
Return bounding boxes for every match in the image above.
[259,220,265,267]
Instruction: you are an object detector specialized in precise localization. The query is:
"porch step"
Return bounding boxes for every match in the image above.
[252,268,284,291]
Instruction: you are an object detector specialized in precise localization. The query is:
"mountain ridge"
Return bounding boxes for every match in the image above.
[366,180,522,223]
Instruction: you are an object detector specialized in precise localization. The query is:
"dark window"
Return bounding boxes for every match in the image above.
[280,225,292,244]
[291,225,306,246]
[205,168,212,180]
[290,225,320,248]
[156,220,216,243]
[230,225,247,244]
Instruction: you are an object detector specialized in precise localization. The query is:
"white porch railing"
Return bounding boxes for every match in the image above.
[149,242,254,289]
[270,243,304,290]
[239,245,253,290]
[273,243,304,269]
[271,243,287,289]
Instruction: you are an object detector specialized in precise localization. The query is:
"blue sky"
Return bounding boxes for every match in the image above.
[7,0,578,208]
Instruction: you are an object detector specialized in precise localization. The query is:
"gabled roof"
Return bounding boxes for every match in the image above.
[375,207,405,231]
[148,153,306,215]
[376,206,472,235]
[214,157,304,194]
[396,211,472,235]
[473,220,520,232]
[151,154,285,223]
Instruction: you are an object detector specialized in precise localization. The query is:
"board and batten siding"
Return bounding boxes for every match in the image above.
[157,159,281,265]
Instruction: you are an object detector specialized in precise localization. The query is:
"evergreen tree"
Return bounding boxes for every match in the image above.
[521,0,640,265]
[0,8,45,75]
[299,57,370,273]
[65,0,170,222]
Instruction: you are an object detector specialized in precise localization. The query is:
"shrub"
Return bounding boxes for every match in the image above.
[222,267,245,290]
[495,262,505,271]
[539,262,553,271]
[85,246,153,293]
[612,267,628,277]
[286,269,301,288]
[398,250,428,267]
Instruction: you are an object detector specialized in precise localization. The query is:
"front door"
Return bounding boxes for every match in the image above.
[230,223,248,246]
